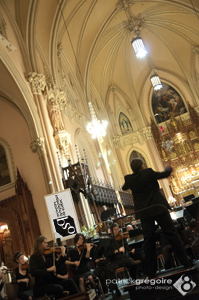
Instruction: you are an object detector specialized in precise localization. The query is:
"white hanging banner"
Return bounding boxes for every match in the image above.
[44,189,80,241]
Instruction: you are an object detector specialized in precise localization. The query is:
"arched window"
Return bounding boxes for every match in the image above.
[119,113,133,135]
[0,138,15,192]
[129,150,147,167]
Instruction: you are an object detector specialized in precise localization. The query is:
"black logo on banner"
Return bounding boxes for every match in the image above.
[54,195,65,218]
[53,216,77,237]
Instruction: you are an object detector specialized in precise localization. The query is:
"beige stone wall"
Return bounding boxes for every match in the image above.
[0,99,52,239]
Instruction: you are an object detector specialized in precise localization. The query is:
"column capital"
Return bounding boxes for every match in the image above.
[26,72,46,94]
[30,137,46,156]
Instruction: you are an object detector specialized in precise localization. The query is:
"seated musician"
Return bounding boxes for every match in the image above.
[55,247,69,280]
[29,236,78,299]
[106,223,137,298]
[65,233,96,293]
[12,252,33,300]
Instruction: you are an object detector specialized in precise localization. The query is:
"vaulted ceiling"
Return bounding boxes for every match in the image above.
[4,0,199,127]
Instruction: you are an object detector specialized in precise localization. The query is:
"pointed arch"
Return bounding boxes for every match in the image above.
[0,138,16,192]
[126,146,151,174]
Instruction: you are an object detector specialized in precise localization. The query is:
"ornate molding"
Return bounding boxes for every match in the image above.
[116,0,135,11]
[192,46,199,54]
[64,104,87,127]
[139,126,153,143]
[0,33,17,52]
[112,126,152,149]
[57,42,63,57]
[26,72,46,94]
[54,132,71,159]
[123,15,145,34]
[30,137,46,156]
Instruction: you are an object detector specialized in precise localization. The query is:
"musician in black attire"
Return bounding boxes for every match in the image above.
[122,158,191,278]
[106,223,137,299]
[65,233,96,292]
[29,236,78,299]
[55,249,68,279]
[12,252,33,300]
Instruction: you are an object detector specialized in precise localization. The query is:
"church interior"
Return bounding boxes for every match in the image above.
[1,0,199,298]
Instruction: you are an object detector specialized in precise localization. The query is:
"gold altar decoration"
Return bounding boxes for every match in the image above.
[151,103,199,197]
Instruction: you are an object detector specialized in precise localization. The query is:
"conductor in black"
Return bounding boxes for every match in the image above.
[122,158,191,278]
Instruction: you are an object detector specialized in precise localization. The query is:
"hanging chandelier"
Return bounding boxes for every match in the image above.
[150,73,163,91]
[87,102,108,139]
[131,36,148,58]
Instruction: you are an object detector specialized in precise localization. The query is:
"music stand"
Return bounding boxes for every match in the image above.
[101,208,116,221]
[92,237,112,261]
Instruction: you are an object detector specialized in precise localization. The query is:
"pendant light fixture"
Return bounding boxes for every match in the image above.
[131,36,148,58]
[150,71,163,91]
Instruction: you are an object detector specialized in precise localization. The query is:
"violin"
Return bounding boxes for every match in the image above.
[21,263,29,270]
[43,247,62,256]
[76,243,96,251]
[115,231,130,241]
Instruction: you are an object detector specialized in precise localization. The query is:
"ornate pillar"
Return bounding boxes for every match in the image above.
[30,136,55,194]
[26,72,65,192]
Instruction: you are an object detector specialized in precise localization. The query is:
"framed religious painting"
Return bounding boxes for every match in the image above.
[151,83,187,124]
[119,112,133,135]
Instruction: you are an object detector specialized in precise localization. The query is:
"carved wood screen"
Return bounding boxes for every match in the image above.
[151,103,199,202]
[0,170,40,266]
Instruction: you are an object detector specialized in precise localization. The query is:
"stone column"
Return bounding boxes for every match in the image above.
[26,72,62,192]
[30,137,54,194]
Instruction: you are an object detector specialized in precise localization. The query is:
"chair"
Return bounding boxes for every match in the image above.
[157,254,165,272]
[114,267,130,287]
[84,276,104,299]
[5,282,19,300]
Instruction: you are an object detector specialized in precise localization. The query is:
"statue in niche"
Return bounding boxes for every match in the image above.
[48,98,65,134]
[170,117,179,133]
[161,147,167,159]
[0,144,11,187]
[194,142,199,150]
[183,140,192,153]
[119,113,133,135]
[176,142,186,156]
[189,130,197,140]
[170,175,179,193]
